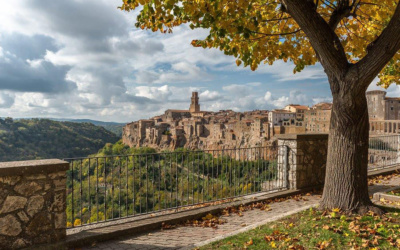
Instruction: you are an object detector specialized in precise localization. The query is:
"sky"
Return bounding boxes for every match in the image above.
[0,0,397,123]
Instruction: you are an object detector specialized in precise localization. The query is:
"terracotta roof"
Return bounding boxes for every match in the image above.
[312,102,333,110]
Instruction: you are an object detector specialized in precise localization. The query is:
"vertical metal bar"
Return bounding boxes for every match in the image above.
[158,155,162,211]
[197,151,200,205]
[111,157,114,220]
[181,152,184,207]
[119,157,122,218]
[175,152,178,208]
[221,149,224,199]
[96,158,99,223]
[126,156,128,217]
[211,150,215,201]
[133,155,135,217]
[153,155,156,212]
[257,148,260,192]
[104,157,107,221]
[233,149,236,197]
[202,151,205,203]
[71,161,74,227]
[88,158,91,224]
[139,155,142,214]
[80,159,83,226]
[187,151,189,206]
[167,153,170,210]
[146,155,149,214]
[192,151,196,205]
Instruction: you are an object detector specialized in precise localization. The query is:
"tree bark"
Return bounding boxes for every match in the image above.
[319,78,381,214]
[281,0,400,214]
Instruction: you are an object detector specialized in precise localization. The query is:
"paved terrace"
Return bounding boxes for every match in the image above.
[81,174,400,250]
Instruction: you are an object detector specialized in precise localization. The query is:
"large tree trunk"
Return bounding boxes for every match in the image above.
[320,81,380,214]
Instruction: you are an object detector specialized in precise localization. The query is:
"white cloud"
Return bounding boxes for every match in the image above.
[0,0,334,123]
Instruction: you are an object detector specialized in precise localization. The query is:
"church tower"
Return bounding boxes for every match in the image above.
[189,92,200,113]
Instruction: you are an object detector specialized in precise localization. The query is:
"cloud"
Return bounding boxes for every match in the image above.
[135,62,212,84]
[222,84,252,97]
[0,92,14,108]
[0,0,334,122]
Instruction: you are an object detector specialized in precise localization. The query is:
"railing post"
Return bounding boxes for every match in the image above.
[282,145,288,189]
[397,135,400,164]
[0,159,69,249]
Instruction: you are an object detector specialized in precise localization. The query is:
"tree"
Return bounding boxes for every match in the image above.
[120,0,400,213]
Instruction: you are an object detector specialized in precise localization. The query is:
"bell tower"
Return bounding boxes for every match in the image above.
[189,92,200,113]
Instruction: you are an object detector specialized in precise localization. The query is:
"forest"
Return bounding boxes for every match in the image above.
[0,117,120,161]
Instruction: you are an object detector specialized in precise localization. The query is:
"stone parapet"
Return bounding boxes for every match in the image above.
[0,159,69,249]
[277,134,328,189]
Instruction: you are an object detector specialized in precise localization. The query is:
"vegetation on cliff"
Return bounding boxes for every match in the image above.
[0,117,120,162]
[66,141,279,227]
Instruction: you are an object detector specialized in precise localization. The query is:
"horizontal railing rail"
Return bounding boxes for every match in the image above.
[64,146,286,228]
[368,135,400,170]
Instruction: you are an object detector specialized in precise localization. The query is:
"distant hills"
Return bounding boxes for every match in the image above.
[49,118,125,136]
[0,118,120,162]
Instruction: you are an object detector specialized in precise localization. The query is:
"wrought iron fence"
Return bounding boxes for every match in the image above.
[64,146,286,228]
[368,135,400,170]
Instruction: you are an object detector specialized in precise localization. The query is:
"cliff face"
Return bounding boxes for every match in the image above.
[122,109,273,151]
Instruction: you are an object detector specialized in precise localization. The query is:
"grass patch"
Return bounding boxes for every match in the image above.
[200,207,400,249]
[387,189,400,197]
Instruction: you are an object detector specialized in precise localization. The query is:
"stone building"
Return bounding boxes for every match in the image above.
[367,90,400,120]
[367,90,400,135]
[283,104,309,120]
[304,103,332,133]
[122,92,273,150]
[268,109,296,126]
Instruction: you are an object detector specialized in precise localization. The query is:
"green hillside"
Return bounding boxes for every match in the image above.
[0,118,120,162]
[49,118,125,136]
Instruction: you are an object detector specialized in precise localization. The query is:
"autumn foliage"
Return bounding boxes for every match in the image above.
[120,0,399,87]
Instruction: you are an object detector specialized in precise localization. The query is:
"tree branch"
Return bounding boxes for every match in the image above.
[352,2,400,86]
[281,0,349,81]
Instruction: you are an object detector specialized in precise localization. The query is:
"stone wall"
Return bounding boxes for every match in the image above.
[0,159,69,249]
[277,134,328,189]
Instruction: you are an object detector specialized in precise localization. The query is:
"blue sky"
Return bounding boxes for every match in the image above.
[0,0,395,123]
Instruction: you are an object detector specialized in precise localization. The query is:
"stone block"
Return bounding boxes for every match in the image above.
[54,178,67,191]
[26,195,44,217]
[26,212,52,235]
[49,171,66,179]
[50,192,66,212]
[0,214,22,236]
[18,211,30,223]
[0,195,27,214]
[0,176,21,186]
[55,212,66,229]
[26,174,47,180]
[14,181,42,196]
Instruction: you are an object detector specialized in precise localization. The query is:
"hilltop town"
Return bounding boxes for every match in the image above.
[122,90,398,151]
[122,92,331,150]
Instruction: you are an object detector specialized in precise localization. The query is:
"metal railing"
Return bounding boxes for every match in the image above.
[368,135,400,170]
[65,146,286,228]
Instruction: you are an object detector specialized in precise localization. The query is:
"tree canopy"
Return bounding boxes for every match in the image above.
[121,0,399,87]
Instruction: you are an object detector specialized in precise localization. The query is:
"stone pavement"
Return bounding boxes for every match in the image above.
[81,174,400,250]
